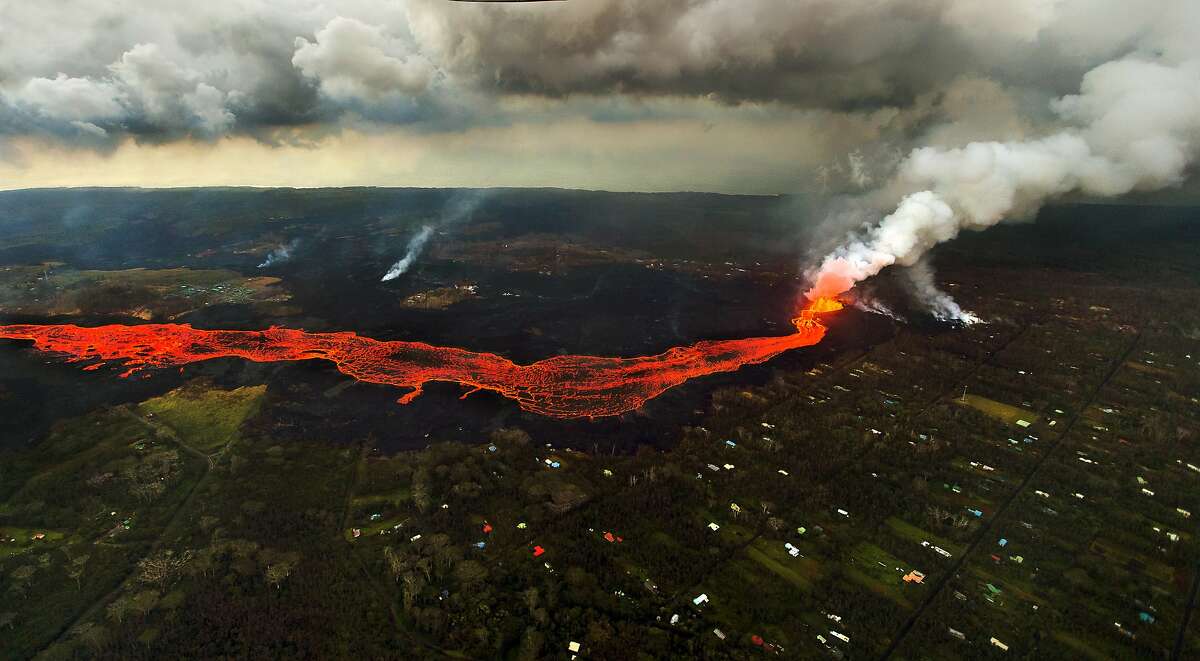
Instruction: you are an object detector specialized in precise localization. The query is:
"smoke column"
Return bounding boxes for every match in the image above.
[380,191,488,282]
[381,225,434,281]
[257,239,299,269]
[904,258,980,324]
[806,57,1200,317]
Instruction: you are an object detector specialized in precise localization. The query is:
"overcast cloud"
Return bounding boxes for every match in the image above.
[0,0,1195,193]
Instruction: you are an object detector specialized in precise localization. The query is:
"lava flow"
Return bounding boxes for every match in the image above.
[0,298,842,419]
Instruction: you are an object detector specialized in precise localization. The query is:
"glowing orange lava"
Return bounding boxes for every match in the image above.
[0,298,841,419]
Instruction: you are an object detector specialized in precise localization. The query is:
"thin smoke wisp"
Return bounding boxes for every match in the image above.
[380,191,489,282]
[381,225,434,281]
[257,239,300,269]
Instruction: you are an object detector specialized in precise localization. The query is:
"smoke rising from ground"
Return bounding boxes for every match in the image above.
[904,258,980,324]
[257,239,300,269]
[805,56,1200,319]
[380,190,488,282]
[381,225,433,282]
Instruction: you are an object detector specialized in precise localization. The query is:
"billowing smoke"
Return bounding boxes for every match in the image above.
[257,239,300,269]
[851,294,905,324]
[806,56,1200,319]
[904,258,980,324]
[380,190,488,281]
[381,225,434,281]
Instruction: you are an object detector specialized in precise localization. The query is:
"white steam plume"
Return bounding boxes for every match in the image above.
[851,295,905,324]
[904,257,981,324]
[257,238,299,269]
[380,189,489,281]
[381,225,434,281]
[806,57,1200,317]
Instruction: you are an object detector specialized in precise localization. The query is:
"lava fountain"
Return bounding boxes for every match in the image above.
[0,298,842,419]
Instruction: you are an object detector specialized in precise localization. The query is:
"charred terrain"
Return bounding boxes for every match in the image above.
[1,188,1199,659]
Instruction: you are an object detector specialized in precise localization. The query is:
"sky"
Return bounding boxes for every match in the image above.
[0,0,1197,194]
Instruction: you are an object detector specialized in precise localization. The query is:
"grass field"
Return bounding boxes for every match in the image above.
[955,394,1039,427]
[885,516,965,557]
[744,539,818,591]
[1053,630,1121,661]
[0,527,69,559]
[138,382,267,453]
[847,542,916,608]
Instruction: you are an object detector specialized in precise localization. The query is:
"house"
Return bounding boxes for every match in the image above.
[723,464,735,470]
[1178,508,1192,518]
[693,593,709,606]
[532,546,546,557]
[730,503,742,514]
[670,613,680,625]
[713,628,726,640]
[778,469,790,476]
[482,522,493,534]
[1016,419,1031,428]
[903,570,926,584]
[410,534,422,542]
[517,522,528,529]
[352,528,362,539]
[708,522,720,531]
[990,637,1009,651]
[998,538,1008,547]
[784,543,800,558]
[568,641,581,653]
[706,464,720,472]
[830,630,850,644]
[836,508,850,518]
[948,628,966,641]
[725,440,737,448]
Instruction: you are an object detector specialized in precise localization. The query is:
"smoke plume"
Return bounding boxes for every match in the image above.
[257,239,300,269]
[805,56,1200,319]
[903,258,980,324]
[381,225,434,281]
[380,190,489,281]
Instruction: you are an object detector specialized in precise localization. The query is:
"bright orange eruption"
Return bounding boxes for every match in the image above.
[0,299,840,419]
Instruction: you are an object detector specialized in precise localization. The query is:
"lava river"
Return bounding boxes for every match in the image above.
[0,298,842,419]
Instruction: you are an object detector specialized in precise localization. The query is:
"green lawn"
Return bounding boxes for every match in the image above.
[847,542,916,608]
[138,382,267,453]
[885,516,965,556]
[743,540,818,591]
[956,394,1039,427]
